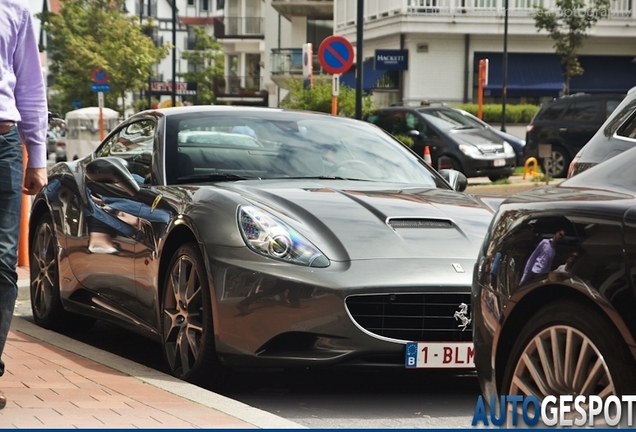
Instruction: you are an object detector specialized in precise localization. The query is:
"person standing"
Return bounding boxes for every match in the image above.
[0,0,49,408]
[520,229,565,284]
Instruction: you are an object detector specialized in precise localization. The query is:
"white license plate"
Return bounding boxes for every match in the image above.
[405,342,474,368]
[493,159,506,167]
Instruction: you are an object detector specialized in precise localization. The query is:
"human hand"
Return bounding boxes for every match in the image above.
[23,168,48,195]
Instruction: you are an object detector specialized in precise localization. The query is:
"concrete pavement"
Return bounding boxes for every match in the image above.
[3,267,304,429]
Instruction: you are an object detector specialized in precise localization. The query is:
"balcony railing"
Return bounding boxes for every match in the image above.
[214,76,264,95]
[270,48,325,76]
[337,0,634,28]
[213,16,264,39]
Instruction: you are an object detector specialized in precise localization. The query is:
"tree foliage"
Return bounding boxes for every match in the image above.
[39,0,170,115]
[177,26,225,105]
[280,78,376,118]
[533,0,610,95]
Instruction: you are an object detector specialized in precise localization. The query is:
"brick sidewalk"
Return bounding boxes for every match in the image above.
[5,266,303,429]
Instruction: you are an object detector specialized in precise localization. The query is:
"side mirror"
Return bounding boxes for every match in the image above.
[439,169,468,192]
[85,157,140,196]
[407,129,421,137]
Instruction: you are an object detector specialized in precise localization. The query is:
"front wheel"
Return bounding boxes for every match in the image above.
[540,145,570,178]
[502,300,636,425]
[488,174,509,182]
[30,214,95,330]
[162,242,222,386]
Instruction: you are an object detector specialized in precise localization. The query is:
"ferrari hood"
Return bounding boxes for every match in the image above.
[219,181,494,262]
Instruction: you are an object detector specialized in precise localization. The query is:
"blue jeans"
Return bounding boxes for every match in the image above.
[0,127,23,376]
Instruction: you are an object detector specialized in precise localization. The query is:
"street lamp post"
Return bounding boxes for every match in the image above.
[355,0,363,120]
[501,0,509,133]
[170,0,177,107]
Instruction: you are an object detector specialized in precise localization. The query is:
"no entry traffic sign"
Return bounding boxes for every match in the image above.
[318,35,354,75]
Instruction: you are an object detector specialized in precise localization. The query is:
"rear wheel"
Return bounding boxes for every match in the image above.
[30,214,95,330]
[540,145,570,178]
[488,174,509,182]
[162,242,222,386]
[502,300,636,425]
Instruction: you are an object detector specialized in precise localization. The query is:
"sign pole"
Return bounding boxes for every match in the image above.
[98,91,105,141]
[332,74,339,115]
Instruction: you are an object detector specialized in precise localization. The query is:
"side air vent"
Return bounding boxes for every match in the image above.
[387,218,453,229]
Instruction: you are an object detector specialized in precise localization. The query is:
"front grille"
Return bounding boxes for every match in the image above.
[345,293,472,342]
[388,218,453,229]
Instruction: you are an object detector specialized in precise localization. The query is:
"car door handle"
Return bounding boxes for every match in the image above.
[559,127,567,132]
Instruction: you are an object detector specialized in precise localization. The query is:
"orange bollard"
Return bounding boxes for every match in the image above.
[18,147,29,267]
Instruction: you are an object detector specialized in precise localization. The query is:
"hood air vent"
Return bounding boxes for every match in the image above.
[388,218,453,229]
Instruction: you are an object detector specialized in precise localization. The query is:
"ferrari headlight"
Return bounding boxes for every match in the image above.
[459,144,482,156]
[238,206,329,267]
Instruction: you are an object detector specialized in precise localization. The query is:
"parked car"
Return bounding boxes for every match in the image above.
[366,106,516,182]
[472,147,636,423]
[54,130,66,162]
[46,130,58,157]
[456,109,526,167]
[524,93,624,178]
[568,86,636,178]
[30,106,498,387]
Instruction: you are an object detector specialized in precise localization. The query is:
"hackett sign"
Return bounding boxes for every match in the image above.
[374,49,409,70]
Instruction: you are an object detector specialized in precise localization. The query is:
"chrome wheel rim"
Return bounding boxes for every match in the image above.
[31,221,58,319]
[547,151,565,176]
[163,255,204,378]
[508,325,615,424]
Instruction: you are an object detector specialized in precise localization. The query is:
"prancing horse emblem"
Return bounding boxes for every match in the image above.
[453,303,471,331]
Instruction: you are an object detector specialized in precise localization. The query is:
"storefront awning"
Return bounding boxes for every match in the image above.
[570,56,636,94]
[475,52,564,98]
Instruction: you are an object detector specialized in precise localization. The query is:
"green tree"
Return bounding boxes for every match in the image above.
[177,26,225,105]
[533,0,610,95]
[281,78,376,118]
[39,0,170,115]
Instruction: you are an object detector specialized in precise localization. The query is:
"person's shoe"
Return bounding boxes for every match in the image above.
[0,391,7,409]
[88,245,118,254]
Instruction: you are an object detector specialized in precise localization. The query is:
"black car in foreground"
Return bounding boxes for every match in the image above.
[569,86,636,178]
[472,145,636,425]
[366,106,516,181]
[30,106,498,387]
[524,93,624,178]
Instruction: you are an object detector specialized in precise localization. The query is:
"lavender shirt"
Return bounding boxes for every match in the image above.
[0,0,47,168]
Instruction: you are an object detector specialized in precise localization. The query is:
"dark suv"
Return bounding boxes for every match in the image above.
[524,93,624,178]
[366,106,516,181]
[569,86,636,177]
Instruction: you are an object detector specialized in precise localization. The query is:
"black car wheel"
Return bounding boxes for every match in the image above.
[162,242,220,385]
[30,214,95,330]
[541,145,569,178]
[502,300,636,424]
[488,174,510,182]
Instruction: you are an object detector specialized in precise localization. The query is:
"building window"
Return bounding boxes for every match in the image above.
[188,0,194,5]
[200,0,210,11]
[307,19,333,48]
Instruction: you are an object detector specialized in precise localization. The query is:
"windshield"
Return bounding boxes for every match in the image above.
[417,108,482,131]
[165,110,445,188]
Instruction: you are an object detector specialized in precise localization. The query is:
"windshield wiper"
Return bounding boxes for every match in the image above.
[177,173,255,183]
[454,125,477,130]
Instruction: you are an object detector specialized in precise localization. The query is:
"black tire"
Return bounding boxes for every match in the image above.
[488,174,509,182]
[502,300,636,425]
[30,214,95,330]
[161,242,222,386]
[540,145,570,178]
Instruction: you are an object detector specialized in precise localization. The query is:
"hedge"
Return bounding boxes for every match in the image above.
[454,104,540,124]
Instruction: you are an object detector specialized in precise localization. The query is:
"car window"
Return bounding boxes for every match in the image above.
[562,101,599,122]
[95,119,156,182]
[603,97,636,137]
[416,108,478,131]
[165,111,444,188]
[537,103,566,121]
[616,110,636,140]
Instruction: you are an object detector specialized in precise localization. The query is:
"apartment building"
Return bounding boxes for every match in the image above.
[334,0,636,105]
